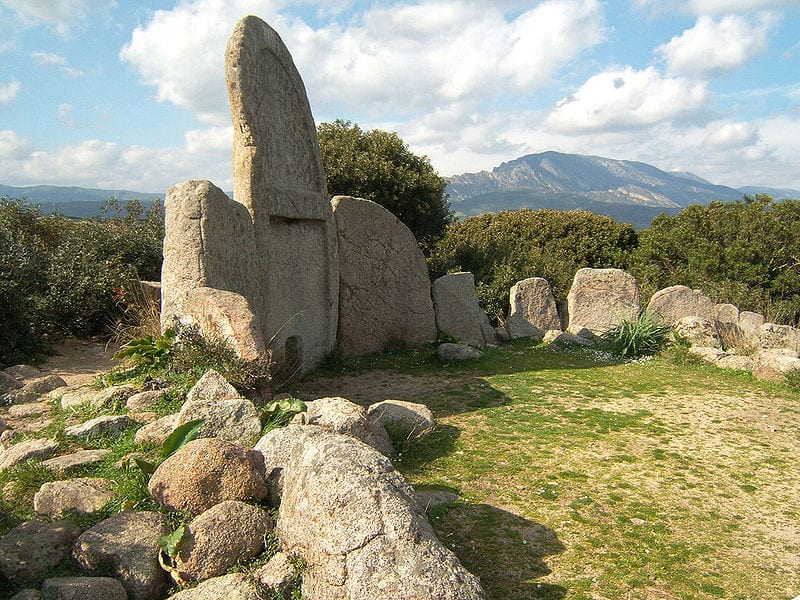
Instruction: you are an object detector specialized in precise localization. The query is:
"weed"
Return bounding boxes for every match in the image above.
[601,313,672,358]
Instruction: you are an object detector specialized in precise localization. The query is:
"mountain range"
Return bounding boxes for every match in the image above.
[445,151,799,228]
[3,152,798,228]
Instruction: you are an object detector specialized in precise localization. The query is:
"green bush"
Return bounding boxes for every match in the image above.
[0,198,164,366]
[429,208,638,320]
[630,195,800,325]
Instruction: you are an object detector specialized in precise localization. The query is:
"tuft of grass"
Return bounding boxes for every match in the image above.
[601,312,673,358]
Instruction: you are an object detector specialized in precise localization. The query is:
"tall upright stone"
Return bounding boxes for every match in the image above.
[505,277,561,340]
[162,16,338,373]
[567,268,640,336]
[332,196,436,356]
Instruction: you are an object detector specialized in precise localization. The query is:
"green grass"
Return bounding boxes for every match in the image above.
[295,339,800,600]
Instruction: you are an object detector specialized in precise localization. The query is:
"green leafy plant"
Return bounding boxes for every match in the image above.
[132,418,205,476]
[601,313,673,358]
[261,398,306,434]
[113,328,176,369]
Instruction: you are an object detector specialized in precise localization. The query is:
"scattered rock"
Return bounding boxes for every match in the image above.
[41,449,111,474]
[59,387,97,410]
[41,576,127,600]
[437,343,483,361]
[298,396,394,456]
[647,285,715,325]
[33,478,115,518]
[90,385,137,410]
[166,573,261,600]
[543,330,594,348]
[688,347,726,364]
[674,316,722,348]
[714,303,739,324]
[7,402,51,418]
[717,355,754,371]
[72,510,169,600]
[367,400,435,441]
[148,437,268,515]
[0,520,81,587]
[253,552,296,595]
[3,365,43,380]
[0,371,23,394]
[134,414,179,446]
[63,415,134,440]
[174,500,272,581]
[759,322,800,352]
[431,272,497,346]
[0,438,59,471]
[752,349,800,382]
[126,389,167,412]
[176,370,261,446]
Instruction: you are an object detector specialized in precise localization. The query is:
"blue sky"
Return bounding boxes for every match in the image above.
[1,0,799,194]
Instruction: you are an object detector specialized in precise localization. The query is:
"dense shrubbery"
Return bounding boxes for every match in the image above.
[629,195,800,325]
[0,198,163,367]
[318,119,452,252]
[429,208,638,320]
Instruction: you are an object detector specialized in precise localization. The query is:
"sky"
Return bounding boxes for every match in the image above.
[1,0,799,195]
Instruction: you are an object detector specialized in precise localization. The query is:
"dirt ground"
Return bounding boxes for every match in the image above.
[37,339,121,387]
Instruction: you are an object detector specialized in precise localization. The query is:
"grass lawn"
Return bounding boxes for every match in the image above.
[295,340,800,600]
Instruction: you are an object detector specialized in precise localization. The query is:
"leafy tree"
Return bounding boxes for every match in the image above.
[429,208,638,320]
[630,195,800,324]
[317,119,451,251]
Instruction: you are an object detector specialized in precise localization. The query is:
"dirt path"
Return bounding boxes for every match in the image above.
[38,339,120,387]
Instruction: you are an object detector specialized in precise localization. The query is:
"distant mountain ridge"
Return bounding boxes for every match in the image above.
[446,151,793,228]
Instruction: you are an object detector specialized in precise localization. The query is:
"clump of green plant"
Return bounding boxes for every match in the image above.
[602,313,672,358]
[114,328,176,369]
[261,398,307,434]
[132,418,205,476]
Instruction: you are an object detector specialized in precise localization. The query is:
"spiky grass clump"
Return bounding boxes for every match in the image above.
[602,313,673,358]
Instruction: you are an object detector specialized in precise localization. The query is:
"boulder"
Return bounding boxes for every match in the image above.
[646,285,715,325]
[367,400,435,441]
[176,370,261,446]
[183,286,268,361]
[3,365,42,380]
[714,303,739,324]
[90,385,137,410]
[738,311,765,341]
[0,371,22,394]
[253,552,296,595]
[688,347,726,364]
[506,277,561,340]
[673,316,721,348]
[148,437,268,515]
[752,349,800,382]
[717,354,754,371]
[59,387,96,410]
[759,323,800,351]
[72,510,169,600]
[0,520,81,586]
[566,268,640,336]
[298,396,394,456]
[0,438,59,471]
[437,343,484,361]
[173,500,272,581]
[166,573,261,600]
[33,478,115,518]
[332,195,437,357]
[41,577,127,600]
[63,415,134,440]
[275,430,487,599]
[431,272,497,346]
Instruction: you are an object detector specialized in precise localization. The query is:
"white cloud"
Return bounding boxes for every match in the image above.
[687,0,800,14]
[545,66,709,133]
[31,50,85,77]
[119,0,282,124]
[702,121,759,148]
[657,15,772,77]
[184,126,233,155]
[0,130,31,158]
[58,103,75,127]
[0,78,21,105]
[120,0,606,123]
[0,0,116,36]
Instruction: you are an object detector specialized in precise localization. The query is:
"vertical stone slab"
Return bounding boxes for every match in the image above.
[224,15,338,371]
[432,272,497,346]
[506,277,561,340]
[332,196,436,356]
[566,268,640,335]
[646,285,715,326]
[161,179,256,330]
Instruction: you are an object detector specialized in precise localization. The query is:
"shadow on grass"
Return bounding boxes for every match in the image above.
[430,502,567,600]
